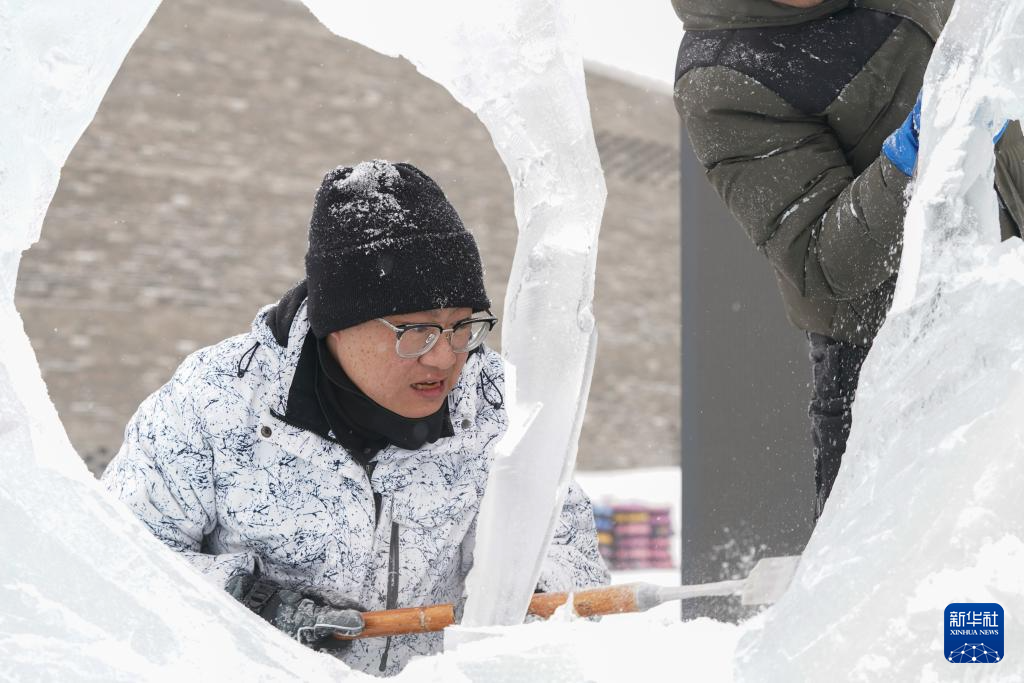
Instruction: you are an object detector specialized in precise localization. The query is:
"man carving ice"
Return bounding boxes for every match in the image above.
[102,160,609,676]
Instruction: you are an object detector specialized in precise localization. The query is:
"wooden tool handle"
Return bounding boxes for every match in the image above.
[338,604,457,640]
[527,584,639,619]
[335,584,642,641]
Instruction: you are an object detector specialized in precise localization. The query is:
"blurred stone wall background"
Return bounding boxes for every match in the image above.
[16,0,680,475]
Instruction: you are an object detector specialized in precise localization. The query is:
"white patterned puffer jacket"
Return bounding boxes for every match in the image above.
[102,296,609,676]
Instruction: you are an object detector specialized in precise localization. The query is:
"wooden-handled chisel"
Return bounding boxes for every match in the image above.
[335,555,800,640]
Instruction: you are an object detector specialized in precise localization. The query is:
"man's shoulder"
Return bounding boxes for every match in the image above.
[169,332,264,393]
[176,290,304,391]
[676,8,904,115]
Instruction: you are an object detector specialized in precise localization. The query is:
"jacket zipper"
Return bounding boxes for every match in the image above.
[379,515,400,673]
[360,458,398,674]
[270,406,397,670]
[270,405,383,527]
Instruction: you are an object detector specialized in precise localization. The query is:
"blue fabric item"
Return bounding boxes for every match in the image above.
[994,120,1010,144]
[882,93,922,176]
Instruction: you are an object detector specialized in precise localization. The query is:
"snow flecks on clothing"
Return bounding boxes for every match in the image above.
[333,159,402,194]
[102,299,608,676]
[327,161,406,239]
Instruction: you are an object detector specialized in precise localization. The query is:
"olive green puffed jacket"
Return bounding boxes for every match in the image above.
[674,0,1024,345]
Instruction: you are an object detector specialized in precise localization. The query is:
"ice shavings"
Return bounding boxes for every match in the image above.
[735,3,1024,680]
[400,615,739,682]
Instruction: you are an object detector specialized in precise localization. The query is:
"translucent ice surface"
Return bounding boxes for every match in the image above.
[0,3,361,680]
[0,378,362,682]
[0,1,162,468]
[736,3,1024,680]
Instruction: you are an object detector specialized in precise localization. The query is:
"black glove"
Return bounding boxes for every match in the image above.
[226,572,365,651]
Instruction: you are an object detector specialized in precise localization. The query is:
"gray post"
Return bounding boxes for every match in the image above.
[679,122,814,621]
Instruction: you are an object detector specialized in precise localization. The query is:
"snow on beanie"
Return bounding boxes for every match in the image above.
[305,160,490,338]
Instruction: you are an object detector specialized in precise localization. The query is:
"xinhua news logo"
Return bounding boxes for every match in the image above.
[945,603,1004,664]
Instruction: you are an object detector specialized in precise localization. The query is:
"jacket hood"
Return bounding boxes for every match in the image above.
[262,280,308,348]
[673,0,949,40]
[246,281,310,379]
[672,0,851,30]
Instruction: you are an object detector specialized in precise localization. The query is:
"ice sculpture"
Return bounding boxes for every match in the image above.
[0,2,359,680]
[297,0,606,627]
[4,0,608,677]
[1,1,160,468]
[735,2,1024,680]
[11,0,1024,678]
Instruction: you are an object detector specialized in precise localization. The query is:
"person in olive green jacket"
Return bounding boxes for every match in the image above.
[673,0,1024,518]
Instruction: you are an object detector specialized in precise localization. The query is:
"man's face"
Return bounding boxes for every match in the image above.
[327,307,474,419]
[771,0,825,7]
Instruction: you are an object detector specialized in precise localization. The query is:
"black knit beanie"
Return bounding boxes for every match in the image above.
[305,160,490,338]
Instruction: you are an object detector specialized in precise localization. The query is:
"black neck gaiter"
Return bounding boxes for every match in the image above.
[314,335,453,460]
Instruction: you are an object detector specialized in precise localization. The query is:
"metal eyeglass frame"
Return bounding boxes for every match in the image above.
[376,312,498,359]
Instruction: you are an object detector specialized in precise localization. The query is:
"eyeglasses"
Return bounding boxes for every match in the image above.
[376,312,498,359]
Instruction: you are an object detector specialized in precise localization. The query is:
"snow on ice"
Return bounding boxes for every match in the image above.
[3,0,1024,681]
